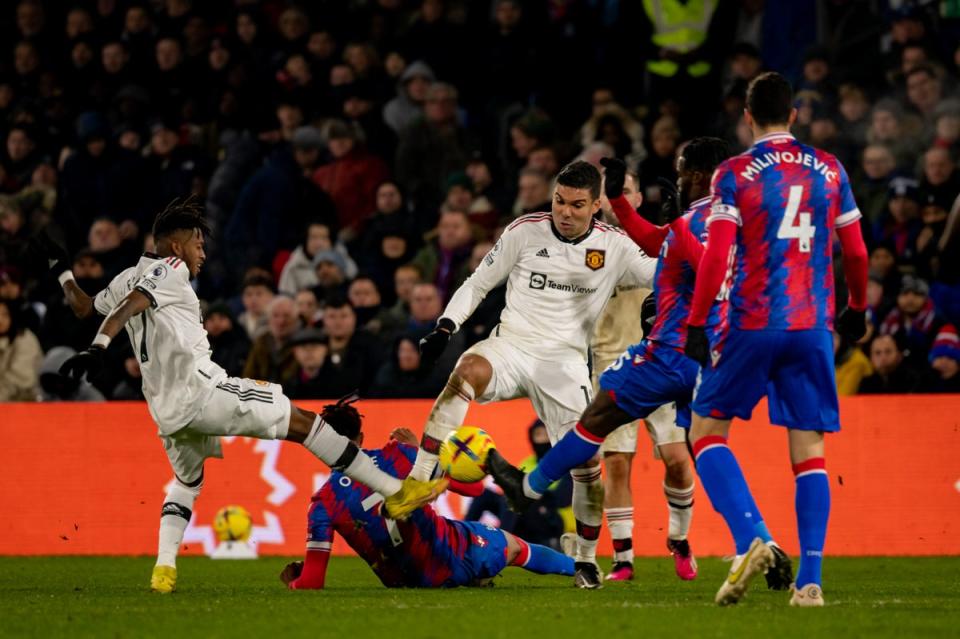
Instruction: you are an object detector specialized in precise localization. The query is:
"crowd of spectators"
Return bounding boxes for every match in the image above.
[0,0,959,403]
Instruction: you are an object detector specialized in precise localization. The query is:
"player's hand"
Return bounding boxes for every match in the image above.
[390,427,418,446]
[836,306,867,343]
[599,157,627,200]
[280,561,303,587]
[641,293,657,336]
[657,177,681,222]
[58,346,106,381]
[28,231,70,276]
[684,325,710,366]
[419,318,454,367]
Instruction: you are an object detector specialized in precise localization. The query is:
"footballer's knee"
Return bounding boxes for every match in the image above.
[580,392,630,438]
[575,454,602,470]
[603,452,633,484]
[285,406,317,443]
[660,445,692,484]
[451,354,491,397]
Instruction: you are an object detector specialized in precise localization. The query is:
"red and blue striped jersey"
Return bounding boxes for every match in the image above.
[708,133,861,331]
[647,197,726,349]
[306,441,472,588]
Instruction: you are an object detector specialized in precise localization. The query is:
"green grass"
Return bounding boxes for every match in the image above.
[1,557,958,639]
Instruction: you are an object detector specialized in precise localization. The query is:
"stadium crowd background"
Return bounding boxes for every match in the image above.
[0,0,959,404]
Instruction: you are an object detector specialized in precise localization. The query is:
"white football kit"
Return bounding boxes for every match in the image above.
[441,213,656,442]
[95,253,291,483]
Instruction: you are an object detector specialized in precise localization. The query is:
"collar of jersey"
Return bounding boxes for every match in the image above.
[142,251,162,260]
[752,132,795,145]
[550,217,595,245]
[687,196,712,209]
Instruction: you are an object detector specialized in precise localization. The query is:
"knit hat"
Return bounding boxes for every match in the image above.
[930,324,960,363]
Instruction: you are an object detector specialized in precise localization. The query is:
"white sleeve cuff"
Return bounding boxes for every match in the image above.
[835,208,862,229]
[707,204,741,227]
[306,541,332,551]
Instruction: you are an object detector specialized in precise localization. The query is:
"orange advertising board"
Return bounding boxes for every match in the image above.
[1,397,958,557]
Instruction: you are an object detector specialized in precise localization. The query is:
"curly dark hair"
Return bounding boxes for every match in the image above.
[152,195,211,241]
[320,392,363,440]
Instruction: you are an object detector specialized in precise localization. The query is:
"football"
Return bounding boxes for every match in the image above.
[437,425,496,482]
[213,505,253,542]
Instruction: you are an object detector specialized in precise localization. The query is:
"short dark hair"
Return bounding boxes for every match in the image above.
[746,72,794,127]
[681,137,730,174]
[321,393,363,441]
[556,160,601,200]
[152,196,211,240]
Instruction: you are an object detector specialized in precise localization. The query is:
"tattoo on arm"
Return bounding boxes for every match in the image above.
[98,290,152,339]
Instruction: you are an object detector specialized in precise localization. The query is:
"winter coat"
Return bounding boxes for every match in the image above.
[0,329,42,401]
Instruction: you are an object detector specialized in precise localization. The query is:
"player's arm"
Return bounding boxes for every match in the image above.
[665,216,706,269]
[685,166,739,364]
[420,226,523,365]
[27,231,97,318]
[58,289,152,381]
[608,194,670,256]
[834,163,869,341]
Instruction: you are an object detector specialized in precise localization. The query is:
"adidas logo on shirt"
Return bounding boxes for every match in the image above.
[536,248,550,258]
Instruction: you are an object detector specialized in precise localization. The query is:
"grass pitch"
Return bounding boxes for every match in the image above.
[1,556,958,639]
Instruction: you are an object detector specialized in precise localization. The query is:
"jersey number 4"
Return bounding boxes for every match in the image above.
[777,185,815,253]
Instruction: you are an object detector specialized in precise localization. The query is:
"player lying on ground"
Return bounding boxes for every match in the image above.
[413,161,657,588]
[681,72,868,607]
[279,399,574,589]
[589,169,698,583]
[33,199,445,594]
[487,140,793,591]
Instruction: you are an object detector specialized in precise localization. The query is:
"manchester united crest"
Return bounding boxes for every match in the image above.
[584,249,605,271]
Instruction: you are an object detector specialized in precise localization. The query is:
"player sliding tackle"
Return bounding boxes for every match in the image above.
[414,161,657,588]
[681,72,867,607]
[33,199,445,594]
[488,139,792,591]
[280,398,573,589]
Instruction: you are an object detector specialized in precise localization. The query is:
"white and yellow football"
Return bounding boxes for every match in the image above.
[437,425,496,482]
[213,505,253,542]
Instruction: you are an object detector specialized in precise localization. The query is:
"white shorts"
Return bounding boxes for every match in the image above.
[161,377,292,484]
[593,356,685,456]
[464,336,591,444]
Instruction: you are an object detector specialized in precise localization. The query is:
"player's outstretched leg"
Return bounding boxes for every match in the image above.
[571,460,605,589]
[410,358,488,481]
[659,442,697,580]
[489,392,632,509]
[602,451,635,582]
[152,475,202,593]
[690,416,774,605]
[789,429,829,607]
[504,532,575,576]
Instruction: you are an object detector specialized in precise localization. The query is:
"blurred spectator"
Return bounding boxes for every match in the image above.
[312,249,350,303]
[382,60,434,134]
[111,349,145,400]
[878,275,945,363]
[283,327,334,399]
[347,276,388,335]
[204,302,251,378]
[278,221,357,296]
[0,298,41,401]
[858,333,927,394]
[320,296,383,395]
[369,334,448,399]
[237,272,275,340]
[579,88,646,169]
[294,288,321,328]
[874,177,923,263]
[243,295,300,384]
[905,65,942,128]
[866,99,922,169]
[920,147,959,212]
[853,144,897,224]
[638,117,681,218]
[411,209,474,303]
[928,324,960,393]
[834,332,872,396]
[459,240,506,348]
[514,168,552,217]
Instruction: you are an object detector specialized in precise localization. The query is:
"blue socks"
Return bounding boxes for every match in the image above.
[512,540,575,576]
[692,435,761,555]
[794,458,830,588]
[525,423,603,497]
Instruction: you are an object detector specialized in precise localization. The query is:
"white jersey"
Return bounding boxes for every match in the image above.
[443,213,656,361]
[94,253,226,434]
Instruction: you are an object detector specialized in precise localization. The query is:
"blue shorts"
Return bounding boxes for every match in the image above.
[448,520,508,586]
[598,340,698,428]
[691,329,840,431]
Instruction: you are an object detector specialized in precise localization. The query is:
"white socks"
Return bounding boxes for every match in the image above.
[156,480,201,567]
[571,465,604,563]
[605,507,634,563]
[410,377,474,481]
[303,416,402,495]
[664,481,695,540]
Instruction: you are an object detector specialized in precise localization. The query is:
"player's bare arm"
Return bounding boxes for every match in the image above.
[63,279,95,319]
